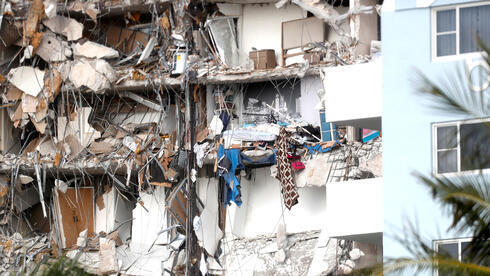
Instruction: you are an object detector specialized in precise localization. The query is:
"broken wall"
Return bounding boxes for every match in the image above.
[195,177,223,257]
[112,104,177,134]
[95,187,133,244]
[241,4,306,66]
[326,6,350,42]
[130,186,169,253]
[356,0,379,56]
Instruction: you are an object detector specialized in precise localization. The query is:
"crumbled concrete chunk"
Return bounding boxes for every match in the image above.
[36,32,72,62]
[69,59,116,92]
[99,238,118,274]
[55,179,68,193]
[44,0,57,18]
[274,249,286,263]
[8,67,45,97]
[77,229,88,247]
[349,248,365,260]
[73,41,119,59]
[18,175,34,184]
[43,16,83,41]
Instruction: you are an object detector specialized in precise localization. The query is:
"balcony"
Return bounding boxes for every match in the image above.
[321,58,382,130]
[325,177,383,238]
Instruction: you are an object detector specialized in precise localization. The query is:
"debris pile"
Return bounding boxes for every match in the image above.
[0,233,50,274]
[221,230,381,275]
[0,0,383,274]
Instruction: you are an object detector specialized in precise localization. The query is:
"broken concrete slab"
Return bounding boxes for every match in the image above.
[30,116,47,134]
[195,178,223,256]
[21,45,35,61]
[14,185,40,212]
[43,15,83,41]
[99,238,118,274]
[64,134,83,158]
[295,154,333,187]
[88,141,113,154]
[8,67,45,97]
[66,250,100,274]
[122,136,140,153]
[68,1,100,22]
[21,94,38,113]
[36,32,72,62]
[68,59,116,92]
[77,229,88,247]
[55,179,68,193]
[18,175,34,184]
[130,187,168,254]
[58,107,101,148]
[137,36,156,64]
[73,40,119,59]
[37,139,57,156]
[5,85,23,102]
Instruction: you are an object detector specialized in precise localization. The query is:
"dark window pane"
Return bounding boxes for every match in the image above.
[460,5,490,54]
[437,9,456,33]
[438,150,458,173]
[437,34,456,56]
[438,242,459,259]
[460,122,490,171]
[461,242,470,262]
[437,126,457,149]
[437,241,461,276]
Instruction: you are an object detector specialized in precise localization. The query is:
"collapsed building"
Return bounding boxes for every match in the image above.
[0,0,383,274]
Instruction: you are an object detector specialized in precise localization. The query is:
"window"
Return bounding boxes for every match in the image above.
[319,111,338,142]
[434,238,472,276]
[434,3,490,58]
[433,119,490,174]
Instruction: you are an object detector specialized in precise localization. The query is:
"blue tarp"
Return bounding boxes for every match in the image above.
[305,140,339,155]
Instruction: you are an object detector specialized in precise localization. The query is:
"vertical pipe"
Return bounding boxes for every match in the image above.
[185,83,198,275]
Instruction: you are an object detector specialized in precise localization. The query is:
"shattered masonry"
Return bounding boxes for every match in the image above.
[0,0,383,274]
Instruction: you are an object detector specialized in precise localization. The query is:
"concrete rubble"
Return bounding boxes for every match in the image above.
[0,0,384,274]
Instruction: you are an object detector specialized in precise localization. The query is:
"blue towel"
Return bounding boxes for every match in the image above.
[218,145,244,206]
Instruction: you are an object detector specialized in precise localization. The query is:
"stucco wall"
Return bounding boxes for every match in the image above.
[241,4,306,66]
[226,167,326,238]
[382,1,481,264]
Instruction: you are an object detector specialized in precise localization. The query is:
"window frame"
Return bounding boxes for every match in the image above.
[432,1,490,62]
[432,117,490,176]
[433,237,473,276]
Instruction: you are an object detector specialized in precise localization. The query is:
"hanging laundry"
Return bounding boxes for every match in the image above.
[275,128,299,210]
[291,161,305,170]
[193,142,210,168]
[217,144,243,206]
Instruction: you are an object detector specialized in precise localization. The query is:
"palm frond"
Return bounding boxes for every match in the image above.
[415,172,490,264]
[415,66,489,118]
[381,257,490,276]
[414,40,490,118]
